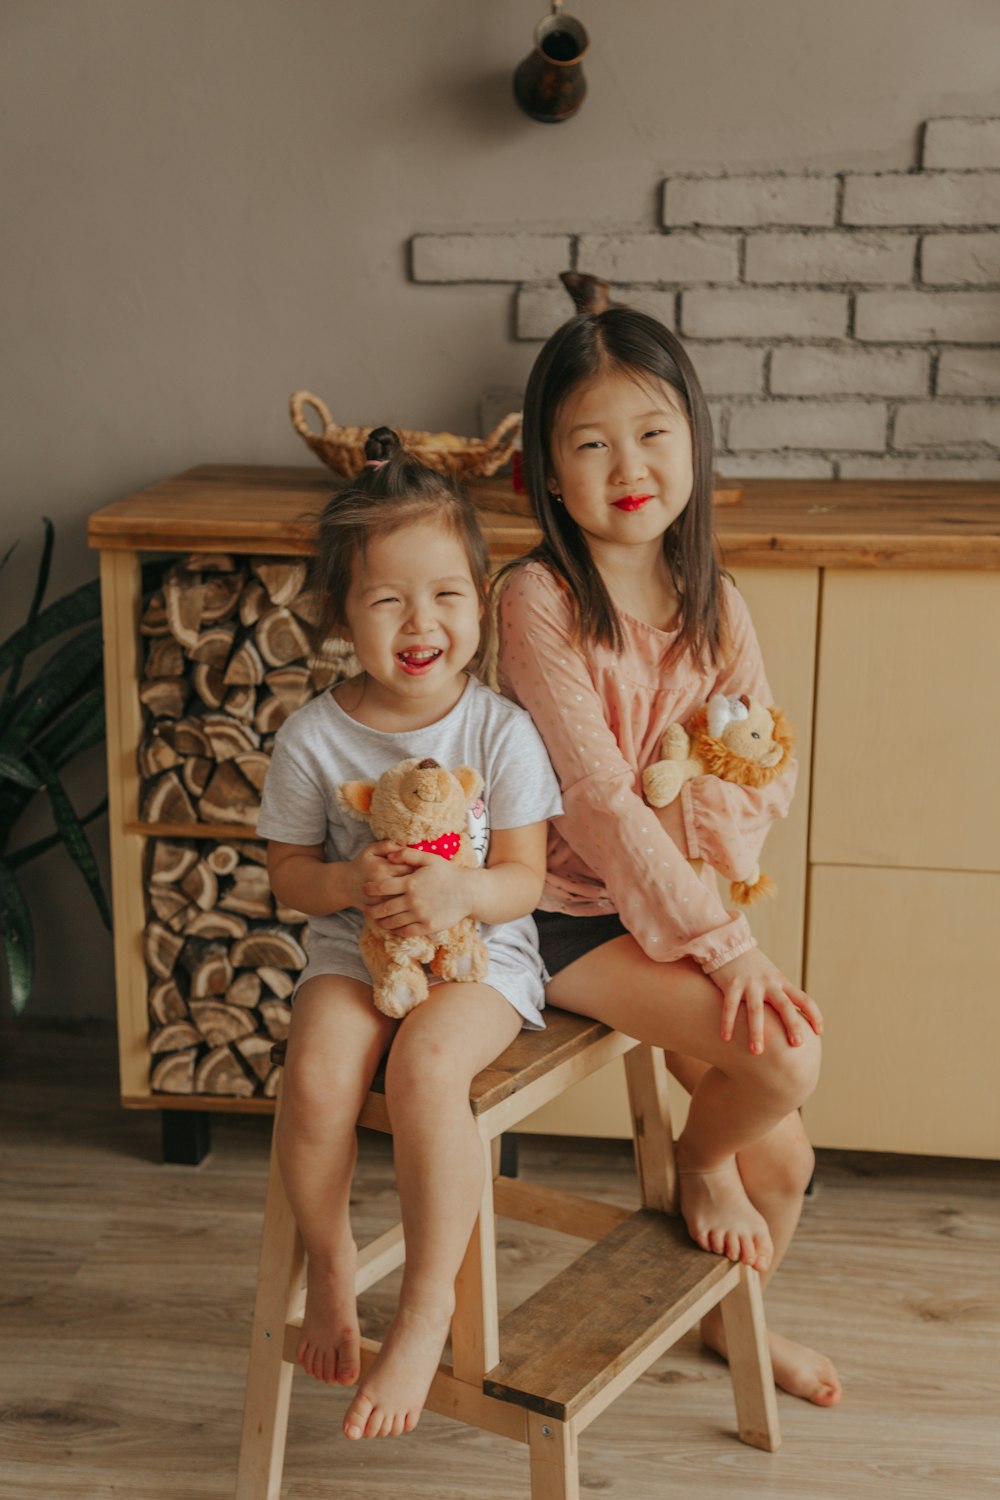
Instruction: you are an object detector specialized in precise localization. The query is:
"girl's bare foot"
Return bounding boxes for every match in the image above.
[343,1298,453,1440]
[702,1307,842,1407]
[296,1240,361,1386]
[676,1146,772,1271]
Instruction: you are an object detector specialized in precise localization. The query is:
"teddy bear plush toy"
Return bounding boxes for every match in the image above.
[641,692,795,906]
[337,756,490,1018]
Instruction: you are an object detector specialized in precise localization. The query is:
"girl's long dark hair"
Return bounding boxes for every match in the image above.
[311,427,493,676]
[508,307,725,666]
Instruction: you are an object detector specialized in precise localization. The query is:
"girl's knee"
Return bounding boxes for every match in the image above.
[384,1033,470,1116]
[281,1060,352,1133]
[745,1120,815,1201]
[754,1026,821,1111]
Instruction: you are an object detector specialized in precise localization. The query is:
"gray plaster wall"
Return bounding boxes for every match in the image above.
[2,0,998,1015]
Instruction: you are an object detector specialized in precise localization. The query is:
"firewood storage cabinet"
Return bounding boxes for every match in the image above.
[90,466,1000,1163]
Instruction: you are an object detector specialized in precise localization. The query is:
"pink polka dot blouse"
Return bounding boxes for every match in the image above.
[497,562,797,974]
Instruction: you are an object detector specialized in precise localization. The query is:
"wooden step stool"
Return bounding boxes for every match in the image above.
[235,1006,780,1499]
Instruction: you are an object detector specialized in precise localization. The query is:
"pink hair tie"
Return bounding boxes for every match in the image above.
[364,458,387,469]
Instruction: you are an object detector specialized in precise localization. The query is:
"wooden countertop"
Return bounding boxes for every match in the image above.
[87,463,1000,569]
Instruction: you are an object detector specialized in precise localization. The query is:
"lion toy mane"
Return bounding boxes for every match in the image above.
[641,692,795,906]
[337,756,489,1018]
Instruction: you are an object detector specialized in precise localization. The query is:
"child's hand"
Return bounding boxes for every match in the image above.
[364,847,472,936]
[709,948,823,1054]
[348,841,403,910]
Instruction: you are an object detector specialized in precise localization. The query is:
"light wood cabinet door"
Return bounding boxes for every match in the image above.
[804,864,1000,1157]
[811,571,1000,871]
[521,568,819,1138]
[729,568,818,986]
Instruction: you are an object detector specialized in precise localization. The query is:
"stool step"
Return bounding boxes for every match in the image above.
[484,1209,735,1425]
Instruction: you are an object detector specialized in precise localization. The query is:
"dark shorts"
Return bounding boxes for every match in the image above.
[534,909,630,979]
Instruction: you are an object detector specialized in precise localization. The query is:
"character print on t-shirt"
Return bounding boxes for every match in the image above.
[467,797,489,867]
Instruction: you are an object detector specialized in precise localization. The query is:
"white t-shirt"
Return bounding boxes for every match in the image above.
[256,675,563,1027]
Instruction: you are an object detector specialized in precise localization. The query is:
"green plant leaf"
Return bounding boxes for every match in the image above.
[7,796,107,870]
[37,683,106,770]
[0,577,100,679]
[0,558,165,682]
[0,753,41,790]
[28,750,112,932]
[2,518,54,711]
[0,626,104,751]
[0,858,34,1013]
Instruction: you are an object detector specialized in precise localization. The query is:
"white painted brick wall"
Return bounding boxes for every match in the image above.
[663,175,835,228]
[516,284,576,340]
[922,118,1000,171]
[921,233,1000,285]
[855,291,1000,342]
[745,232,915,285]
[684,343,764,396]
[840,455,1000,480]
[770,347,929,396]
[575,233,738,283]
[937,350,1000,396]
[625,288,681,328]
[894,401,1000,448]
[715,452,835,479]
[412,113,1000,479]
[729,400,887,451]
[682,289,847,339]
[843,172,1000,227]
[411,234,571,282]
[515,284,677,341]
[706,401,729,446]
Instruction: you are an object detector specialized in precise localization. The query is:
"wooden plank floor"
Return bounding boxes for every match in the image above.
[1,1022,998,1499]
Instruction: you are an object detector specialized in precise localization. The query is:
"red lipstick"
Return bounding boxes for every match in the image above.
[613,495,653,512]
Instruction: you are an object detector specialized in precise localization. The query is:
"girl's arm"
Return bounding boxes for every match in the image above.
[671,582,798,883]
[497,566,755,974]
[365,821,547,936]
[268,839,401,916]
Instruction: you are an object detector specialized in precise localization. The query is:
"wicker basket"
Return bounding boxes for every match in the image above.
[290,391,521,482]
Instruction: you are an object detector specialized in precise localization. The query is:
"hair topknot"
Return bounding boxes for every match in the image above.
[364,426,402,463]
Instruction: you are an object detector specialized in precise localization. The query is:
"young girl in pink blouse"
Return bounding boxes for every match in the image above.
[497,306,841,1408]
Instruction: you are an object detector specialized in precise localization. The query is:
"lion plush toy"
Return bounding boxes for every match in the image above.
[337,756,489,1018]
[642,692,795,906]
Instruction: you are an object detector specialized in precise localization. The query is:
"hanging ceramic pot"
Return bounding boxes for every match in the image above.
[513,1,589,124]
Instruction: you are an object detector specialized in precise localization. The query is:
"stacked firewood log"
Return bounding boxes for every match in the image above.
[138,553,359,1097]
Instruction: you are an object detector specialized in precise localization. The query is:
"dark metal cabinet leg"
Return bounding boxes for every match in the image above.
[161,1110,211,1165]
[499,1132,519,1178]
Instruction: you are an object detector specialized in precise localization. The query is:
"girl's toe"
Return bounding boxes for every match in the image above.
[343,1394,372,1440]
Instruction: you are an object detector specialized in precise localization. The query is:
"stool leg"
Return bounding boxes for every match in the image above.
[451,1125,499,1383]
[719,1263,781,1452]
[623,1045,677,1213]
[528,1413,580,1500]
[235,1095,306,1499]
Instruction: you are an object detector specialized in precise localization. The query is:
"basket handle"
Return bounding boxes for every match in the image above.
[290,390,335,440]
[483,410,522,451]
